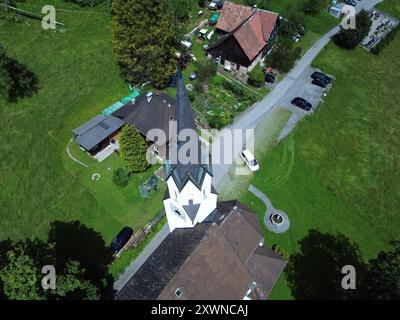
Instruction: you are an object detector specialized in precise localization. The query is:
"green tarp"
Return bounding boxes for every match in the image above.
[102,89,141,116]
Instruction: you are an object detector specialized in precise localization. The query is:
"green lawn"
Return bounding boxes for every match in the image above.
[222,30,400,299]
[377,0,400,19]
[0,0,164,246]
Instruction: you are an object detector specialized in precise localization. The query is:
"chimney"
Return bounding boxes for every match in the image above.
[146,92,153,104]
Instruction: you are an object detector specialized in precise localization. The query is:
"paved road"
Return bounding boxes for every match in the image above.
[114,0,383,293]
[212,0,382,188]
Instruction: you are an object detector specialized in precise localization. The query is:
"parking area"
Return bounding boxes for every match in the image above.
[278,66,332,116]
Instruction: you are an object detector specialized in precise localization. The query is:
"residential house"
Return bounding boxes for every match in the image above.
[207,1,279,73]
[112,91,176,160]
[73,114,124,161]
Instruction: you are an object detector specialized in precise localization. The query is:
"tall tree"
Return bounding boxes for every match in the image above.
[333,10,372,49]
[0,245,43,300]
[267,36,301,73]
[362,240,400,299]
[112,0,176,88]
[119,124,150,173]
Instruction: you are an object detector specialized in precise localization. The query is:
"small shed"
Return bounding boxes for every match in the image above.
[73,115,124,153]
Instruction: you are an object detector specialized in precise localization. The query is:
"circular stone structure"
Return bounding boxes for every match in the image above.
[265,209,290,234]
[247,185,290,234]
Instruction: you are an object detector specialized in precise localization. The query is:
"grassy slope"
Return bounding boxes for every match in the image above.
[376,0,400,18]
[236,30,400,299]
[0,0,162,241]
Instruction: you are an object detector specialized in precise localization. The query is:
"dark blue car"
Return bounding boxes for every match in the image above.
[110,227,133,255]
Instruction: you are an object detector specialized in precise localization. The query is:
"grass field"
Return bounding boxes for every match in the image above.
[0,0,165,247]
[223,29,400,299]
[377,0,400,18]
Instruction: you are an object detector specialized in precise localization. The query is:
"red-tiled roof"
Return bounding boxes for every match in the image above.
[215,1,254,33]
[234,10,279,61]
[214,1,279,61]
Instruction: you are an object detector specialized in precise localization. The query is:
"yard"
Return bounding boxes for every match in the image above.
[0,0,165,263]
[221,26,400,298]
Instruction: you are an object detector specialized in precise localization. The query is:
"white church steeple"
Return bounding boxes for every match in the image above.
[163,68,217,232]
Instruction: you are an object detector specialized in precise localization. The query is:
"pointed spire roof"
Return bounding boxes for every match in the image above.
[165,67,212,190]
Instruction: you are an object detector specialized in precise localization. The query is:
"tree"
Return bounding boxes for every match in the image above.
[0,245,43,300]
[333,10,372,49]
[52,261,99,300]
[112,0,176,88]
[248,65,264,88]
[303,0,324,15]
[113,167,130,187]
[362,240,400,299]
[268,36,301,73]
[194,59,217,93]
[285,230,367,300]
[119,124,149,173]
[0,44,38,101]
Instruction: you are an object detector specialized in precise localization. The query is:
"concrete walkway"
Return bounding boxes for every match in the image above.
[248,185,290,234]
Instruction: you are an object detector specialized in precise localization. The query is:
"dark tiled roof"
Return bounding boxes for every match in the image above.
[115,223,211,300]
[112,92,176,144]
[115,201,286,300]
[246,246,287,299]
[73,115,124,151]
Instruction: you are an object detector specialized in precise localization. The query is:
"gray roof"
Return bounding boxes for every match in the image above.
[166,68,213,191]
[74,115,124,151]
[183,203,201,222]
[112,92,176,144]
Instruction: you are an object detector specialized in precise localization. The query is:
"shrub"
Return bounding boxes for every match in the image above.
[119,125,150,173]
[113,167,130,187]
[248,65,264,88]
[303,0,323,15]
[272,244,290,260]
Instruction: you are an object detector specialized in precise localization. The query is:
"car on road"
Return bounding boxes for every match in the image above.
[110,227,133,255]
[311,78,328,88]
[240,149,260,172]
[189,72,197,80]
[265,73,275,84]
[344,0,356,6]
[311,71,332,84]
[291,97,312,111]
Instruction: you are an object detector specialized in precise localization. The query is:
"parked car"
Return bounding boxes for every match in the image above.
[311,78,328,88]
[344,0,357,6]
[180,40,192,50]
[311,71,332,83]
[240,149,260,172]
[209,0,224,10]
[265,73,275,84]
[189,72,197,80]
[291,97,312,111]
[110,227,133,255]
